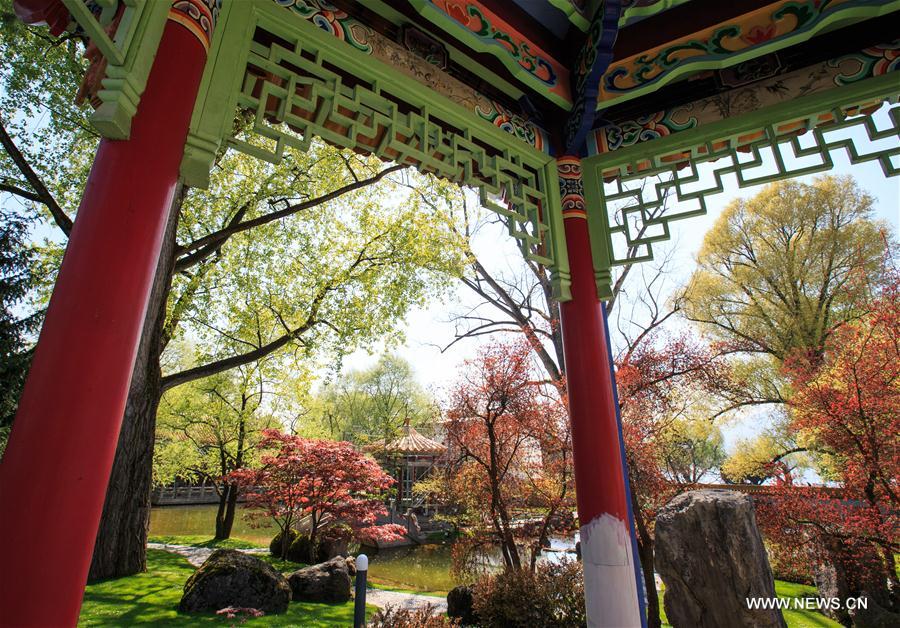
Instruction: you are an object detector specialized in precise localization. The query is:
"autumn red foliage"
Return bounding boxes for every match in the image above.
[441,339,574,575]
[615,330,729,628]
[755,273,899,607]
[228,430,405,559]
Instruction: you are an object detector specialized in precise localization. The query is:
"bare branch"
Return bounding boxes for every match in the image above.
[0,116,72,235]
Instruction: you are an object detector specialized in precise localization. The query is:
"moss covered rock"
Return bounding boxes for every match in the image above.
[269,529,301,558]
[179,549,291,614]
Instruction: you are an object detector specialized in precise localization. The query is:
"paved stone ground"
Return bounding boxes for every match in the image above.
[365,588,447,613]
[149,543,446,612]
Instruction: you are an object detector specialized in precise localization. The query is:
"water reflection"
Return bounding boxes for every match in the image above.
[150,506,577,594]
[149,505,274,545]
[365,536,578,593]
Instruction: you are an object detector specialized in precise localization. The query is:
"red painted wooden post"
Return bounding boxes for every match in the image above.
[0,2,214,625]
[557,156,642,627]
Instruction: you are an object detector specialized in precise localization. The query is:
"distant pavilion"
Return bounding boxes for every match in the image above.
[365,423,447,508]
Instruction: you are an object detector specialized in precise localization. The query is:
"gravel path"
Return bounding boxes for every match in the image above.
[149,543,447,613]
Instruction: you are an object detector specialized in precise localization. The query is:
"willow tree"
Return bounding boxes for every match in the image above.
[686,176,889,360]
[686,176,894,482]
[315,353,437,445]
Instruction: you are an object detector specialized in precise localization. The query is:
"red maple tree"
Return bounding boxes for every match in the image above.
[228,430,405,559]
[615,330,729,628]
[756,272,899,606]
[441,339,574,574]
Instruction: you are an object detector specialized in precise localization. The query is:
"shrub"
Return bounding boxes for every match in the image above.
[368,604,460,627]
[269,529,301,558]
[446,585,478,625]
[472,560,585,628]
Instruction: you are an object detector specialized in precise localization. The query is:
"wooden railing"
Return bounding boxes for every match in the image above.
[151,484,221,506]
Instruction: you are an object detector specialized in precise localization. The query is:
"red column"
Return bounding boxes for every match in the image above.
[0,3,213,625]
[557,156,642,627]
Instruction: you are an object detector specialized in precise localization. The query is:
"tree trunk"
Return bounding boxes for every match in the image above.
[87,188,183,581]
[632,489,661,628]
[214,485,228,540]
[496,512,521,571]
[215,483,239,540]
[280,520,292,560]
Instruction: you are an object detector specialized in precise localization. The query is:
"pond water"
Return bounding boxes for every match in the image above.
[365,543,459,592]
[150,505,577,593]
[362,535,578,593]
[149,504,274,545]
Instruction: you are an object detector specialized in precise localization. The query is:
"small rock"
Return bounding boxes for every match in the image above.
[316,536,350,562]
[288,556,352,603]
[179,549,291,614]
[655,490,785,628]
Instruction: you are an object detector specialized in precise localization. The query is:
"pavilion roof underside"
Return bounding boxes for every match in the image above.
[324,0,900,142]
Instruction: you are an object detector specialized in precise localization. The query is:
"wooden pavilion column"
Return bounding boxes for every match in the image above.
[0,2,215,625]
[556,155,643,627]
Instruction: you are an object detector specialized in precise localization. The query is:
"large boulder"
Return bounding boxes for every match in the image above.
[179,549,291,614]
[655,490,786,628]
[287,556,352,603]
[813,553,854,626]
[286,534,314,564]
[315,526,351,562]
[447,585,478,625]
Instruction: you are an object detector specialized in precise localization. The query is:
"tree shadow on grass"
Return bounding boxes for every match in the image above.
[79,549,363,626]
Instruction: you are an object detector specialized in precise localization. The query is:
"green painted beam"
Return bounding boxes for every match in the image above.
[583,71,900,299]
[182,0,572,299]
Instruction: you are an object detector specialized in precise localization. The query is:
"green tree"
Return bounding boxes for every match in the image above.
[720,423,811,485]
[686,176,889,361]
[687,176,894,483]
[659,415,726,484]
[0,207,41,453]
[316,353,436,445]
[0,3,94,237]
[154,363,279,540]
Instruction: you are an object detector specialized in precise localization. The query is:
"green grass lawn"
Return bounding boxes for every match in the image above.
[148,535,301,572]
[79,549,372,627]
[92,538,842,627]
[658,580,841,628]
[775,581,843,628]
